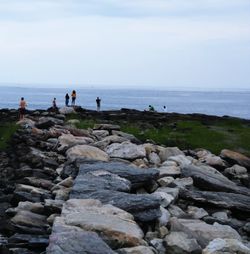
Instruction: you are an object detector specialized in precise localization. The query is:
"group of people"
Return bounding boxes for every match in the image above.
[18,91,102,120]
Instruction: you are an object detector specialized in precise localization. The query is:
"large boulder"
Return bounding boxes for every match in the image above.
[59,199,145,248]
[105,141,146,160]
[220,149,250,169]
[170,218,241,248]
[117,246,155,254]
[203,238,250,254]
[181,165,250,195]
[66,145,109,161]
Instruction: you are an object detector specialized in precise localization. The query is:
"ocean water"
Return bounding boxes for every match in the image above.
[0,86,250,119]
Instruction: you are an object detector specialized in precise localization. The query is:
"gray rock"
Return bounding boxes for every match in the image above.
[243,222,250,235]
[79,161,159,190]
[72,170,131,192]
[168,205,187,218]
[180,189,250,213]
[44,199,64,214]
[170,218,241,248]
[224,165,249,183]
[35,117,63,129]
[8,233,49,249]
[158,147,184,162]
[157,166,181,178]
[105,141,146,160]
[157,176,175,187]
[66,144,110,161]
[165,231,202,254]
[150,238,166,254]
[112,130,141,144]
[117,246,155,254]
[93,130,110,140]
[60,199,145,248]
[170,177,193,188]
[47,230,116,254]
[181,165,250,195]
[70,189,161,222]
[203,238,250,254]
[94,123,121,131]
[212,212,229,221]
[148,152,161,166]
[157,206,171,227]
[59,106,76,115]
[187,206,209,219]
[168,154,192,168]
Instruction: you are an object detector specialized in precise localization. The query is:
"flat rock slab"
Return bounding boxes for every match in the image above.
[79,161,159,189]
[47,230,116,254]
[182,165,250,195]
[70,189,161,222]
[73,171,131,192]
[57,199,145,248]
[170,218,241,248]
[180,189,250,214]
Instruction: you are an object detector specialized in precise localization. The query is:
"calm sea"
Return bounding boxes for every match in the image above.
[0,86,250,119]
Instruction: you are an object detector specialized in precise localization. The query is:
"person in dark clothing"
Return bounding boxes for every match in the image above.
[96,97,101,112]
[65,93,70,106]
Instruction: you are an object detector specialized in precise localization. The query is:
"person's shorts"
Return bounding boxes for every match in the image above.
[19,108,26,115]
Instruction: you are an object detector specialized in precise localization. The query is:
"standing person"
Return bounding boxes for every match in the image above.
[65,93,70,106]
[163,105,167,112]
[52,98,57,110]
[96,97,101,112]
[71,90,76,106]
[19,97,27,120]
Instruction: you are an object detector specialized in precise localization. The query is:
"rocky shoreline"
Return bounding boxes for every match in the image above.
[0,107,250,254]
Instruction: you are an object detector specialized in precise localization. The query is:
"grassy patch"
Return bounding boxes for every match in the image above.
[0,122,18,150]
[71,117,250,156]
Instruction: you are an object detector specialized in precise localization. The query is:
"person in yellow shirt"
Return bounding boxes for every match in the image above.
[71,90,76,106]
[19,97,27,120]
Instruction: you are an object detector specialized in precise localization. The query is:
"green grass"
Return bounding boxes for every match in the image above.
[70,118,250,156]
[0,122,18,150]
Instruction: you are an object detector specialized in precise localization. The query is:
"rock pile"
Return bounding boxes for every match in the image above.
[0,108,249,254]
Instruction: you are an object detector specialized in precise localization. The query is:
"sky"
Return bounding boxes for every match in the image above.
[0,0,250,90]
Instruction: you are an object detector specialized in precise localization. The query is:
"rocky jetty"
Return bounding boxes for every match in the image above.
[0,107,249,254]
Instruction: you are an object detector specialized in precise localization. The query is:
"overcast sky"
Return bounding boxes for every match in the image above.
[0,0,250,90]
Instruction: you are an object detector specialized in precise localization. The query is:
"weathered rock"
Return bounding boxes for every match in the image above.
[94,135,128,150]
[13,184,52,204]
[157,165,181,178]
[152,191,174,208]
[58,133,94,151]
[72,170,131,192]
[10,210,50,234]
[212,211,229,222]
[117,246,155,254]
[35,117,64,129]
[18,177,54,190]
[60,199,145,248]
[150,238,166,254]
[66,144,109,161]
[170,177,193,188]
[158,147,184,162]
[17,118,36,128]
[157,206,171,226]
[220,149,250,169]
[47,228,115,254]
[94,123,121,131]
[203,238,250,254]
[44,199,64,214]
[168,205,187,218]
[79,161,159,189]
[165,231,202,254]
[105,141,146,160]
[168,154,192,168]
[187,206,209,219]
[157,176,175,187]
[59,106,76,115]
[224,165,249,184]
[8,233,49,249]
[6,201,44,216]
[70,189,161,222]
[182,165,250,195]
[170,218,241,248]
[243,222,250,235]
[148,152,161,166]
[112,130,141,144]
[180,189,250,214]
[93,130,110,140]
